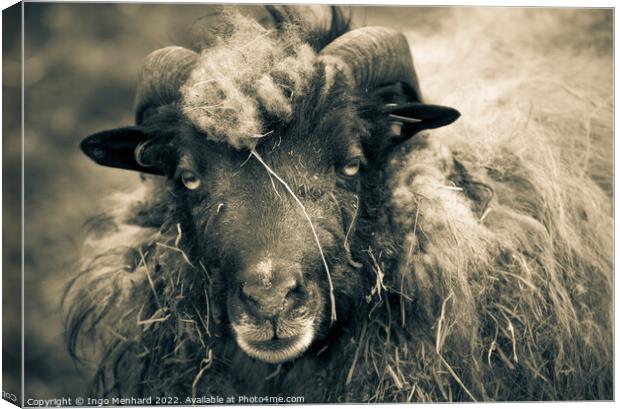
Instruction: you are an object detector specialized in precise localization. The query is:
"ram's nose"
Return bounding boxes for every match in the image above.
[238,260,307,320]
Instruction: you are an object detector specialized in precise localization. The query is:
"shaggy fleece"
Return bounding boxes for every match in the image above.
[360,7,613,401]
[66,7,612,402]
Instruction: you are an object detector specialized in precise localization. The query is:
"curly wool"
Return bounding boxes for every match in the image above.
[181,12,317,150]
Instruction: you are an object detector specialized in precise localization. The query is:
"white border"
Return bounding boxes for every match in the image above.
[0,1,616,409]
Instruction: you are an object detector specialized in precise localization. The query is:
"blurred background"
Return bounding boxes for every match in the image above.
[1,2,610,400]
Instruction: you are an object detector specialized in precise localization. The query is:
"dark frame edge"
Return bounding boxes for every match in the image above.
[2,1,24,407]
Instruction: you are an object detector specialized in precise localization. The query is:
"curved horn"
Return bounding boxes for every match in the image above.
[319,27,423,101]
[134,46,198,124]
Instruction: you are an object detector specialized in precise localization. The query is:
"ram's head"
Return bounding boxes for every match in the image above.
[80,7,459,364]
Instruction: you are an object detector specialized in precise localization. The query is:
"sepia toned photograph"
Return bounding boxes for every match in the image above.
[2,1,613,405]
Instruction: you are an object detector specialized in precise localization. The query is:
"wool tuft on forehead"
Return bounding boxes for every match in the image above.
[181,12,317,150]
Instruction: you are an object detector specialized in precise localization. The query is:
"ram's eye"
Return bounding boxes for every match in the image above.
[341,158,361,177]
[180,170,201,190]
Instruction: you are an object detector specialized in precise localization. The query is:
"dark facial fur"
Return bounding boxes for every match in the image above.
[138,68,388,364]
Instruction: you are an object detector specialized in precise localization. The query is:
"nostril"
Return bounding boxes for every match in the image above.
[285,281,307,309]
[239,286,260,309]
[286,282,304,299]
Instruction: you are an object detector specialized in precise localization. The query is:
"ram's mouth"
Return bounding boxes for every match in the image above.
[233,326,315,364]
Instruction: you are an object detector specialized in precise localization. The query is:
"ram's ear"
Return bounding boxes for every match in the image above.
[386,102,461,144]
[80,126,166,175]
[371,82,461,146]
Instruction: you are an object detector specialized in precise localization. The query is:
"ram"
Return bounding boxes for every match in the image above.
[65,5,612,402]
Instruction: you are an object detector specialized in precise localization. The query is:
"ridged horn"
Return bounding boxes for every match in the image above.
[134,46,198,124]
[319,27,423,101]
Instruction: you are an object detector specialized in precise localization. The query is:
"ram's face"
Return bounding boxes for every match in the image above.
[167,76,367,363]
[79,9,460,365]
